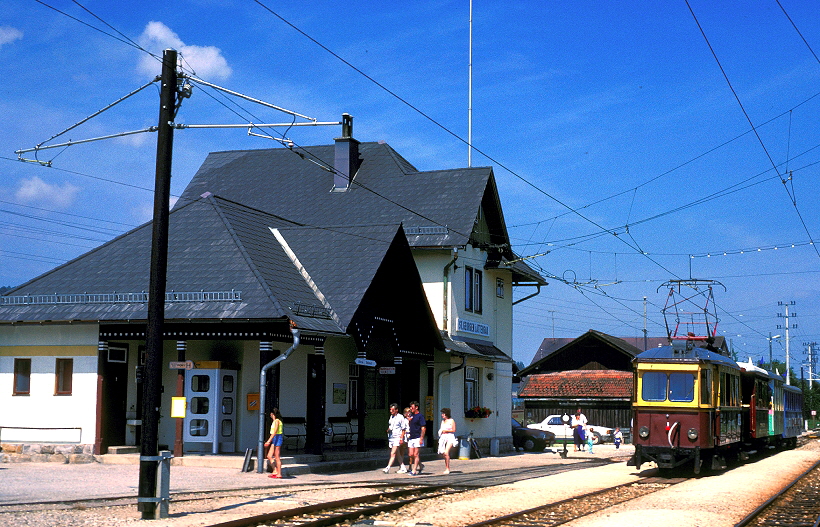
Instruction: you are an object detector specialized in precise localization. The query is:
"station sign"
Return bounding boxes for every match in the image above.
[378,367,396,375]
[456,318,490,337]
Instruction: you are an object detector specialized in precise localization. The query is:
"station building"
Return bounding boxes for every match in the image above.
[0,119,545,459]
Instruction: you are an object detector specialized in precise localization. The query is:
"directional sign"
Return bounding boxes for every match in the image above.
[169,360,194,370]
[354,358,377,367]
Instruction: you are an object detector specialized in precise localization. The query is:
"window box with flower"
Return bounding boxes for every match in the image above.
[465,406,492,419]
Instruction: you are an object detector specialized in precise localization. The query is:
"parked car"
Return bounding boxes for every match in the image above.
[512,418,555,451]
[527,414,614,444]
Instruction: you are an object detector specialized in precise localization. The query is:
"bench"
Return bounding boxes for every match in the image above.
[281,417,306,451]
[327,416,358,446]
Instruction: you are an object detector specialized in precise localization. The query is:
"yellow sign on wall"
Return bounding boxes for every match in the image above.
[170,397,187,418]
[247,393,260,412]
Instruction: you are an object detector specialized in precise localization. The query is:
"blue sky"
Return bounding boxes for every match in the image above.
[2,1,820,370]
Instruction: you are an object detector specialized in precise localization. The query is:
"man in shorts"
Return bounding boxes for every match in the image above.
[383,403,408,473]
[407,400,426,475]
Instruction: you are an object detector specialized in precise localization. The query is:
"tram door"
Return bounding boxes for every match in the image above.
[183,367,237,453]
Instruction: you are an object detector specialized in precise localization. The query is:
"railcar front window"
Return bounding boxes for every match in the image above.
[642,372,667,401]
[669,373,695,402]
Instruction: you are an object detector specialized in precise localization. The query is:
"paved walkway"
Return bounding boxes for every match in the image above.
[0,444,634,505]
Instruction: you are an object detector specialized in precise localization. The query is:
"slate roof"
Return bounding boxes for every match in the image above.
[0,195,427,338]
[176,142,545,285]
[517,370,633,399]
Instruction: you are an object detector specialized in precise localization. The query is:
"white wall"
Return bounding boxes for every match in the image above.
[0,324,100,445]
[413,245,515,357]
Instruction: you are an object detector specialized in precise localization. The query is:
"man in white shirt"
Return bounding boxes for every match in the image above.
[383,403,409,473]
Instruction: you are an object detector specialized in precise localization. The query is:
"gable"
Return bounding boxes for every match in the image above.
[520,330,641,376]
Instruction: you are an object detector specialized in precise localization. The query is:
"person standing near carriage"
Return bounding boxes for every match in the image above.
[571,408,587,452]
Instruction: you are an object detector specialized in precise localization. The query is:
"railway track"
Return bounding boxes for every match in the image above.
[196,461,613,527]
[734,458,820,527]
[460,477,686,527]
[195,461,669,527]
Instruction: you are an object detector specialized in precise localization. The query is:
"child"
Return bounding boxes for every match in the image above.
[586,427,594,453]
[614,427,623,450]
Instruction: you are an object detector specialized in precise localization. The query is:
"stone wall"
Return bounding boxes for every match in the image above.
[0,443,96,463]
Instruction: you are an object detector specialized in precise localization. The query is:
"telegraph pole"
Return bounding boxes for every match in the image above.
[138,48,177,520]
[777,301,797,385]
[805,341,817,388]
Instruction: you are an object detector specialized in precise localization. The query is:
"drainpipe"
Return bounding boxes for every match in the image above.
[257,325,300,473]
[436,354,467,433]
[442,248,459,331]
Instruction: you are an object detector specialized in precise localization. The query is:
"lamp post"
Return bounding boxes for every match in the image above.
[560,413,570,459]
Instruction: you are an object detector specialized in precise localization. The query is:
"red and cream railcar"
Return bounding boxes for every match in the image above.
[632,342,743,474]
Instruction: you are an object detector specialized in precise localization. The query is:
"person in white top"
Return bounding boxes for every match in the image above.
[383,403,409,473]
[437,408,457,475]
[570,408,588,452]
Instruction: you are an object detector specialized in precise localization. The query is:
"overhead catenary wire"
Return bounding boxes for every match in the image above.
[685,0,820,259]
[18,1,817,342]
[251,0,683,281]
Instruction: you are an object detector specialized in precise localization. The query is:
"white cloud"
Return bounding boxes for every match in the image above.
[0,26,23,48]
[137,21,231,80]
[15,177,80,209]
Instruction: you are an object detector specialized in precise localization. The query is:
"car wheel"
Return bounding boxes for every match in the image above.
[523,438,536,451]
[592,432,602,445]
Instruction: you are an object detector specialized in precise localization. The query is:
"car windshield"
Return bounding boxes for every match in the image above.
[512,418,522,427]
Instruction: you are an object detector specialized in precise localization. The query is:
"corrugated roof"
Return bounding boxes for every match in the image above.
[518,370,632,399]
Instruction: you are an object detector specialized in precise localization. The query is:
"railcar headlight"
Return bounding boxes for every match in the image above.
[639,426,650,438]
[687,428,698,441]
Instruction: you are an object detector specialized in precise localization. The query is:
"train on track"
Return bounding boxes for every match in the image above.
[631,280,804,474]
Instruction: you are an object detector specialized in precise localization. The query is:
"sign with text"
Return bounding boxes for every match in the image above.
[378,367,396,375]
[456,318,490,337]
[169,360,194,370]
[354,357,377,367]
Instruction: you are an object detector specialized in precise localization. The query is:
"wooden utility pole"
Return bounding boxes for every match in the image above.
[138,48,177,520]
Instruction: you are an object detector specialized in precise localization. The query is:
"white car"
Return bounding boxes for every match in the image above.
[527,414,614,444]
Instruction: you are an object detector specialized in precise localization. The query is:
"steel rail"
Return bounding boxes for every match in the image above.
[461,477,685,527]
[733,457,820,527]
[202,485,456,527]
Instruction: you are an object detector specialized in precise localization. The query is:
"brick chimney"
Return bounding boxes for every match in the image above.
[333,113,361,191]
